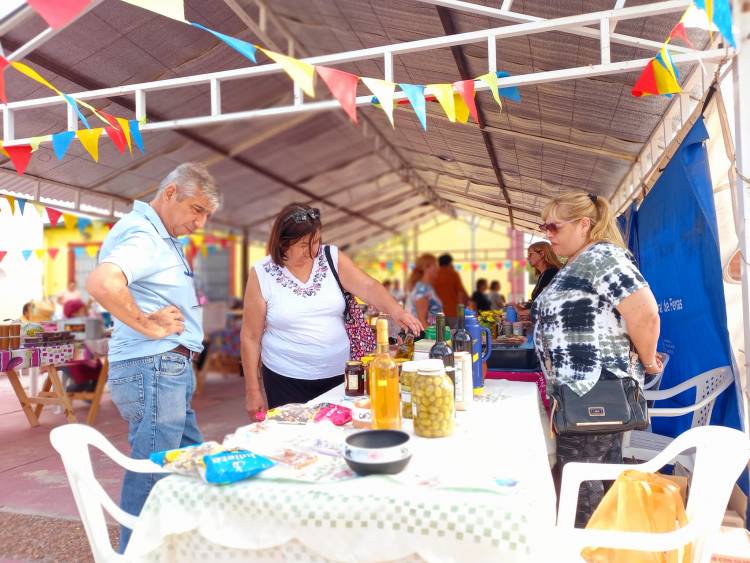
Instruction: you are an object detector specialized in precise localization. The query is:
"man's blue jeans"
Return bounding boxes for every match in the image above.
[108,351,203,553]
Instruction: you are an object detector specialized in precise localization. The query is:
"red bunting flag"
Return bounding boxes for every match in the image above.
[316,66,359,123]
[471,263,479,272]
[0,56,8,104]
[453,80,479,123]
[495,262,503,270]
[220,238,229,249]
[0,251,6,264]
[27,0,92,30]
[631,61,659,97]
[4,145,33,175]
[105,125,128,153]
[47,248,59,260]
[105,222,115,230]
[668,22,694,48]
[46,207,63,227]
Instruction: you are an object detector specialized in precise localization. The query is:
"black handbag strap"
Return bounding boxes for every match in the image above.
[324,245,347,297]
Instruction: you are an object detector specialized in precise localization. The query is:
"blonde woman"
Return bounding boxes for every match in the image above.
[532,192,662,527]
[405,253,442,327]
[527,241,563,301]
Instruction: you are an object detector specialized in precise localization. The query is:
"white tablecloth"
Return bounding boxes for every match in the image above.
[126,380,556,562]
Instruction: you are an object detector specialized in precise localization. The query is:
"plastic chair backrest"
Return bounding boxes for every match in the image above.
[49,424,168,563]
[690,368,733,427]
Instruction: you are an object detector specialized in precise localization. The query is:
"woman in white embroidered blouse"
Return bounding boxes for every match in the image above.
[241,203,422,417]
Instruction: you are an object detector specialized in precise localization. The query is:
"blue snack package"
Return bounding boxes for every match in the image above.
[200,449,275,485]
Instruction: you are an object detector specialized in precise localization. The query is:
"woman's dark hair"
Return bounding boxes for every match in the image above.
[267,203,322,265]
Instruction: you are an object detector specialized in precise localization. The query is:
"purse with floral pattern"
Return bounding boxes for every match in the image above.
[324,246,376,360]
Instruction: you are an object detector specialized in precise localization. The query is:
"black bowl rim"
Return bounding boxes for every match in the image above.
[345,429,410,449]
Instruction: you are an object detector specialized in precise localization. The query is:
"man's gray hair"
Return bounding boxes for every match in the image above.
[155,163,221,210]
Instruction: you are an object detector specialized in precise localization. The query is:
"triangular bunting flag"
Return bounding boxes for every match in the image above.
[128,120,145,154]
[77,128,102,161]
[4,195,16,215]
[16,198,27,215]
[191,23,257,63]
[27,0,91,30]
[200,245,209,257]
[105,125,127,153]
[220,238,229,249]
[453,80,479,123]
[655,47,680,82]
[454,93,470,124]
[47,248,59,260]
[52,131,76,160]
[478,72,502,106]
[63,214,78,230]
[362,77,396,127]
[316,66,359,123]
[399,83,427,130]
[496,71,521,103]
[121,0,186,22]
[77,217,93,233]
[105,222,115,230]
[208,245,218,255]
[695,0,735,47]
[29,136,47,152]
[85,245,99,258]
[74,246,86,258]
[631,61,659,97]
[22,250,33,261]
[115,118,133,154]
[46,207,63,227]
[0,251,6,264]
[0,57,8,104]
[260,48,316,98]
[34,249,45,260]
[62,94,91,129]
[668,22,695,48]
[427,84,456,123]
[33,202,45,218]
[682,4,719,30]
[5,145,33,175]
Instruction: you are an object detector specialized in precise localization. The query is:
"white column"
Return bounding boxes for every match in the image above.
[470,217,478,290]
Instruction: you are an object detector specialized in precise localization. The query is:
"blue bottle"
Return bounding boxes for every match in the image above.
[464,309,492,393]
[504,304,518,323]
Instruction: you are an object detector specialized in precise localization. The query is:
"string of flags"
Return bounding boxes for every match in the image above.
[632,1,735,97]
[375,259,528,273]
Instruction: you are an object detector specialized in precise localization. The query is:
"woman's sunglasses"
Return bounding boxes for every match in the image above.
[286,208,320,223]
[538,220,573,234]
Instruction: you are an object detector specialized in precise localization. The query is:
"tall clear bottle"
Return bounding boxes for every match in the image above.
[453,304,472,354]
[370,317,401,430]
[429,313,454,368]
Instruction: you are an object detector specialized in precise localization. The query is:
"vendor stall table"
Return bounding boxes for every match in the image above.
[127,380,556,562]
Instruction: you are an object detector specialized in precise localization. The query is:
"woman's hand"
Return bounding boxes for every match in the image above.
[245,388,268,421]
[643,354,665,375]
[392,308,423,335]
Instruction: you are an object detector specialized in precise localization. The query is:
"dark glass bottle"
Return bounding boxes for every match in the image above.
[429,313,454,368]
[453,304,472,354]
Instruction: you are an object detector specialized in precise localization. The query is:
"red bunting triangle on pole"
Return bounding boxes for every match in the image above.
[46,207,63,227]
[4,145,33,175]
[0,251,6,264]
[27,0,92,30]
[453,80,479,123]
[0,56,8,104]
[47,248,59,260]
[668,22,695,48]
[316,66,360,123]
[105,125,127,154]
[631,60,659,97]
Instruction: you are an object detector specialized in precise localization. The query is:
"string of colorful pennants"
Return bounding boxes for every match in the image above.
[375,258,528,273]
[632,1,735,97]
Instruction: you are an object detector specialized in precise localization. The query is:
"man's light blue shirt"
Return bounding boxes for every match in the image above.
[99,200,203,362]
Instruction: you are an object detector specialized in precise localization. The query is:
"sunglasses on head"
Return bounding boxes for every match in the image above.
[286,208,320,224]
[538,220,573,234]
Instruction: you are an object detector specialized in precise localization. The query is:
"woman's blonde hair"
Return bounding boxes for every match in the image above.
[408,253,437,291]
[542,192,625,249]
[528,241,563,274]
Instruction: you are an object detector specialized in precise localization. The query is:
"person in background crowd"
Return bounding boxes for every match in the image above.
[21,302,33,323]
[488,280,506,310]
[57,281,82,306]
[241,203,421,416]
[382,279,392,293]
[533,191,662,527]
[87,162,221,552]
[433,253,469,327]
[406,253,443,327]
[516,241,563,320]
[390,278,405,305]
[471,278,492,312]
[62,299,103,393]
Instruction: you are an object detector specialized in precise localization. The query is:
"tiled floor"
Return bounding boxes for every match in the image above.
[0,369,248,561]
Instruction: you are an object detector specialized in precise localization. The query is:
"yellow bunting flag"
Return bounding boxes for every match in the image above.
[477,72,503,108]
[0,142,8,158]
[200,245,209,257]
[115,117,133,154]
[120,0,186,22]
[362,77,396,128]
[454,93,470,124]
[10,62,62,95]
[63,214,78,230]
[34,249,45,260]
[29,136,48,152]
[427,84,456,123]
[33,202,46,218]
[76,128,103,161]
[86,245,99,258]
[260,48,316,98]
[4,195,16,215]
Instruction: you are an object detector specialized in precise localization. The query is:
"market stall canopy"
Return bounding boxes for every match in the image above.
[0,0,726,249]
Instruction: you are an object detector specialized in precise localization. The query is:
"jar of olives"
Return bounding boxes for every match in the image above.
[412,359,455,438]
[399,361,419,419]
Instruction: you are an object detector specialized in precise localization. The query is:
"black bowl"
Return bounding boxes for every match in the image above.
[343,430,412,476]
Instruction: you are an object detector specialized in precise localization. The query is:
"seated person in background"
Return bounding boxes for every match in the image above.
[63,299,103,393]
[21,302,33,323]
[488,281,506,309]
[471,278,492,312]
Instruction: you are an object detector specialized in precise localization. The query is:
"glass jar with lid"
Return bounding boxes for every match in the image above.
[412,359,455,438]
[344,361,366,397]
[399,361,419,419]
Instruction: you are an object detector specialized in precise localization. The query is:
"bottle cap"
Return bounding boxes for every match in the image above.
[418,359,445,373]
[401,360,421,372]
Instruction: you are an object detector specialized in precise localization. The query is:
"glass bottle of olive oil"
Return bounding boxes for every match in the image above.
[370,317,401,430]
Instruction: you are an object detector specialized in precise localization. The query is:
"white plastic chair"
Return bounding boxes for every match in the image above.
[49,423,169,562]
[555,425,750,563]
[622,367,734,469]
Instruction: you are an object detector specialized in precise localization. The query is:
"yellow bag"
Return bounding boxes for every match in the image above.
[582,470,692,563]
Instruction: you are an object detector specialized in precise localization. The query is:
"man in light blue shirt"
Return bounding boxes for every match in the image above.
[87,163,220,552]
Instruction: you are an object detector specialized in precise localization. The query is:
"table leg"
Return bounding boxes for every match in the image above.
[46,366,77,423]
[33,377,53,418]
[29,366,39,396]
[86,361,108,426]
[5,369,40,427]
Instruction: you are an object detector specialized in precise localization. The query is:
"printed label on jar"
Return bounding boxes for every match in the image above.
[353,406,372,423]
[400,390,411,403]
[346,373,358,391]
[454,364,464,403]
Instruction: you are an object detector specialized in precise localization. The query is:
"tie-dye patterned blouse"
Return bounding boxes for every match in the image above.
[531,242,648,397]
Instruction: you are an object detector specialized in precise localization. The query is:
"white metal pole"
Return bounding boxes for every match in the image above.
[470,217,477,290]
